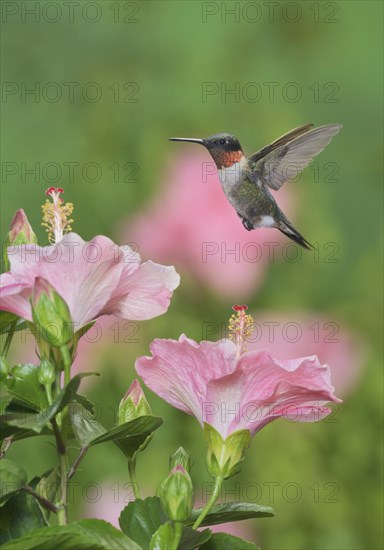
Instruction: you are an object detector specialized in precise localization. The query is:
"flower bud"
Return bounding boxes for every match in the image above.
[3,210,38,270]
[117,380,152,425]
[38,357,55,386]
[204,423,251,479]
[8,210,38,244]
[169,447,193,473]
[0,356,10,381]
[31,277,73,347]
[158,465,194,522]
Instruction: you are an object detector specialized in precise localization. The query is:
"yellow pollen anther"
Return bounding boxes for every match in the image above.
[228,305,254,358]
[41,187,74,244]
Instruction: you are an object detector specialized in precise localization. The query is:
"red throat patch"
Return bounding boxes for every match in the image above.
[214,149,244,168]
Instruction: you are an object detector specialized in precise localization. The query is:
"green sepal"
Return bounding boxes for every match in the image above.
[118,394,152,424]
[37,358,55,387]
[187,502,275,527]
[169,447,193,473]
[31,279,73,348]
[158,466,194,523]
[70,321,96,357]
[204,424,251,479]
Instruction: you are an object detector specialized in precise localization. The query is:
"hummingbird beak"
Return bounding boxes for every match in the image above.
[169,137,205,145]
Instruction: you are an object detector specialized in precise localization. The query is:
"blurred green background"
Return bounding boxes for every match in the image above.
[1,1,383,549]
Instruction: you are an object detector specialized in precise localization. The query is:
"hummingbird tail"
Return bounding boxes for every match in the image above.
[278,221,313,250]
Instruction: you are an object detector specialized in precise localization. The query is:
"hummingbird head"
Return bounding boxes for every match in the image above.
[169,133,244,168]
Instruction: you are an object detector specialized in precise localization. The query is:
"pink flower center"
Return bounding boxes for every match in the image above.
[41,187,74,244]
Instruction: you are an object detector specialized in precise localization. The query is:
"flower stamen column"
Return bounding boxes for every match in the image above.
[228,304,254,359]
[41,187,73,244]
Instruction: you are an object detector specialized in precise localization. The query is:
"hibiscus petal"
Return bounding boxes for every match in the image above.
[4,234,124,327]
[0,273,32,320]
[107,260,180,321]
[39,234,124,327]
[231,353,341,435]
[135,336,237,424]
[136,338,342,440]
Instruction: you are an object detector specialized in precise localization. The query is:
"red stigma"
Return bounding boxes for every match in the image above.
[45,187,64,197]
[232,304,248,312]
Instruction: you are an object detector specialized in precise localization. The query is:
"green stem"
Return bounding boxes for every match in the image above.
[2,320,17,357]
[192,475,223,530]
[57,450,69,525]
[44,384,53,405]
[22,485,59,514]
[60,345,71,385]
[68,446,88,481]
[52,417,68,525]
[54,371,61,395]
[128,457,141,499]
[172,522,183,549]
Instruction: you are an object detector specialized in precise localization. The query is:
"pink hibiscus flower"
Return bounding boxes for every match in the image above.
[0,232,180,328]
[135,332,341,440]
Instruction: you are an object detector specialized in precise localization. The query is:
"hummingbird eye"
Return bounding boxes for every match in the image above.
[219,138,227,145]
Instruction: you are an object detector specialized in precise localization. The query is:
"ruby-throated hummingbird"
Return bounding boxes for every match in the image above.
[170,123,342,249]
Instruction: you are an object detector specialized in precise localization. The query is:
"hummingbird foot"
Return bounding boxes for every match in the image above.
[241,217,254,231]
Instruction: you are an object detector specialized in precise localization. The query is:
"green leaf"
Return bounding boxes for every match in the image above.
[0,313,27,335]
[91,416,162,459]
[1,373,95,433]
[179,527,212,550]
[0,312,18,330]
[5,364,49,411]
[1,519,139,549]
[36,468,60,520]
[0,480,48,544]
[200,532,259,549]
[149,522,174,550]
[72,321,96,346]
[0,459,27,504]
[0,383,12,414]
[187,502,275,527]
[73,394,96,414]
[119,496,166,548]
[0,402,53,440]
[69,402,107,446]
[0,413,52,441]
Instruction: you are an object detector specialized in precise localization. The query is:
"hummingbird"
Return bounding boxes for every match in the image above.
[170,123,342,249]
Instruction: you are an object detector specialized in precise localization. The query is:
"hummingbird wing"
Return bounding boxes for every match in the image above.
[249,123,314,164]
[250,123,342,190]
